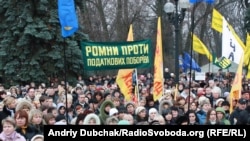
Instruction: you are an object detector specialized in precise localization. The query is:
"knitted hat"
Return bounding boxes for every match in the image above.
[135,106,146,115]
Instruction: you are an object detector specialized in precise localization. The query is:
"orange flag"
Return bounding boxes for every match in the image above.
[229,54,244,113]
[116,24,134,102]
[153,17,164,102]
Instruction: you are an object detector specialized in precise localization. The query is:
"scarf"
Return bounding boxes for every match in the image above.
[21,126,27,134]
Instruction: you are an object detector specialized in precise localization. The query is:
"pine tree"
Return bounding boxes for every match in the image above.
[0,0,88,87]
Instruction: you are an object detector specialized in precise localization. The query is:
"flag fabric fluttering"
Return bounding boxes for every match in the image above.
[153,17,164,102]
[222,17,244,65]
[182,52,201,72]
[116,25,134,102]
[189,0,214,4]
[229,55,244,114]
[192,33,213,62]
[58,0,79,37]
[245,33,250,79]
[211,8,223,33]
[244,33,250,66]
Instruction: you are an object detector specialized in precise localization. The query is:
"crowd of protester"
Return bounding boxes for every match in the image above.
[0,67,249,140]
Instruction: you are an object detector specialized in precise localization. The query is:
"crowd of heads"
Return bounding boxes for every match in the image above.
[0,69,249,139]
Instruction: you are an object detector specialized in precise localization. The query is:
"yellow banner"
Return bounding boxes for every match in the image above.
[229,55,244,113]
[211,9,223,33]
[153,17,164,102]
[116,69,134,101]
[244,33,250,66]
[192,33,213,62]
[116,24,134,102]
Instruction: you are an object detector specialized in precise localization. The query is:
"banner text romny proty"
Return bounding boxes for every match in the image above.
[81,40,153,70]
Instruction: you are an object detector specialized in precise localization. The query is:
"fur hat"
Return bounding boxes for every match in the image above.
[31,134,44,141]
[83,113,101,125]
[15,99,33,112]
[215,98,225,106]
[135,106,146,115]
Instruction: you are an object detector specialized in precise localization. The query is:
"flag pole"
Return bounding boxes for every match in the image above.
[134,69,140,103]
[58,0,79,125]
[188,1,197,125]
[63,38,69,125]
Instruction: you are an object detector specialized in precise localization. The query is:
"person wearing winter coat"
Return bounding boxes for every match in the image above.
[83,113,101,125]
[14,110,42,141]
[215,107,230,125]
[98,100,115,125]
[0,117,26,141]
[0,96,17,132]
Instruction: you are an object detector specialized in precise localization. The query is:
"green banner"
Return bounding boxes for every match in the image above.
[81,40,153,70]
[213,54,231,69]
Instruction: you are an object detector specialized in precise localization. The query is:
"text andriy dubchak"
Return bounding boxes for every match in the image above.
[47,128,205,138]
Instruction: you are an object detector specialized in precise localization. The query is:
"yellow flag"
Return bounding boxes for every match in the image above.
[245,33,250,78]
[192,33,213,62]
[211,8,223,33]
[244,33,250,66]
[247,63,250,79]
[116,24,134,102]
[153,17,164,102]
[229,55,244,113]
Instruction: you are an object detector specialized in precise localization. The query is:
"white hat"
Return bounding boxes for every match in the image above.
[216,98,225,106]
[109,108,118,116]
[135,106,146,115]
[149,108,158,115]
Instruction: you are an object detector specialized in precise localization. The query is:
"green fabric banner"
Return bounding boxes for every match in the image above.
[81,40,153,70]
[212,53,231,69]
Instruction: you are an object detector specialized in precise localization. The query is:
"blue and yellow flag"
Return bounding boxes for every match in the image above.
[58,0,78,37]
